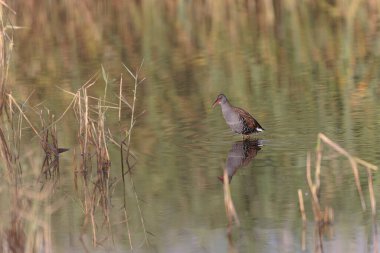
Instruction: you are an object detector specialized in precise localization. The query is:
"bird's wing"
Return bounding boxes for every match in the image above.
[234,107,264,130]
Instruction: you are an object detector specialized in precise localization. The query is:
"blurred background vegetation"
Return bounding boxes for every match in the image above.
[8,0,380,135]
[6,0,380,161]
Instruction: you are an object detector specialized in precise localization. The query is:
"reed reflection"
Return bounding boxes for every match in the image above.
[219,139,263,183]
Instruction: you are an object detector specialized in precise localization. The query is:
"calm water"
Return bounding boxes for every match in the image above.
[3,1,380,252]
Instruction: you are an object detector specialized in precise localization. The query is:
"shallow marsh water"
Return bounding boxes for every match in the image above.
[3,1,380,252]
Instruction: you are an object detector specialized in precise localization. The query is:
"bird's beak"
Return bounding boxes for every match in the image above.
[212,98,220,108]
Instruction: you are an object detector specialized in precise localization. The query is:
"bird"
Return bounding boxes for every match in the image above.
[212,94,264,138]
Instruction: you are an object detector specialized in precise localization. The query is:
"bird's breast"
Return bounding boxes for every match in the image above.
[221,105,244,133]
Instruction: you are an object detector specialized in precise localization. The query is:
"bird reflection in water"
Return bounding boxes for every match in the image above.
[219,139,263,183]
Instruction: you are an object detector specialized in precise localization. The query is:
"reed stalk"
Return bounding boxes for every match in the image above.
[297,189,306,225]
[317,133,377,212]
[223,167,240,232]
[119,61,149,246]
[300,133,378,251]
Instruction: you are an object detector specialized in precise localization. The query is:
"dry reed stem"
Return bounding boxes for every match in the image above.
[301,227,306,251]
[356,157,378,171]
[0,5,14,118]
[373,222,379,253]
[223,168,240,228]
[90,177,113,245]
[226,231,238,253]
[318,133,377,171]
[84,87,89,163]
[0,1,16,14]
[44,85,79,130]
[306,152,321,221]
[351,161,366,210]
[303,133,378,252]
[120,61,149,246]
[298,189,306,225]
[118,74,122,121]
[123,209,133,250]
[0,126,12,170]
[129,172,149,245]
[317,133,377,211]
[122,60,145,148]
[314,224,324,253]
[368,169,376,216]
[7,94,41,139]
[101,65,108,103]
[315,144,322,190]
[90,201,97,246]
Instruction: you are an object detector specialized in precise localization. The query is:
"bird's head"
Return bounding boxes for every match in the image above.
[212,94,227,108]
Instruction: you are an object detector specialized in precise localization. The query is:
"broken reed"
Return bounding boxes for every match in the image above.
[221,166,240,252]
[298,133,378,251]
[223,167,240,235]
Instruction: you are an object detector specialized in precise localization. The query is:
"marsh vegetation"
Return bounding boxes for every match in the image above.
[1,0,380,252]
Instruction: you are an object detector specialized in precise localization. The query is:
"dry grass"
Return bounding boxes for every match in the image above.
[0,96,60,253]
[119,62,149,248]
[47,63,150,249]
[0,1,13,118]
[0,6,148,246]
[0,64,149,251]
[39,109,69,181]
[0,81,66,252]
